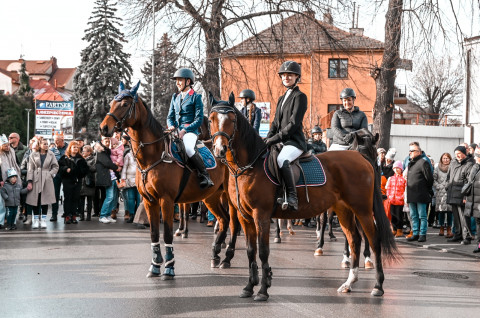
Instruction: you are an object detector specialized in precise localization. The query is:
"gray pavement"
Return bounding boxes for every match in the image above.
[1,211,480,318]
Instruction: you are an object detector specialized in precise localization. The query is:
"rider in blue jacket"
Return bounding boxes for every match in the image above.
[167,68,214,189]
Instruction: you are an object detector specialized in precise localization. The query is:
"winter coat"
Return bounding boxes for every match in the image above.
[26,150,59,206]
[121,151,137,188]
[433,164,451,212]
[80,155,97,197]
[58,154,89,192]
[407,154,434,203]
[386,174,406,206]
[307,139,327,154]
[382,162,394,179]
[0,147,21,182]
[51,143,68,161]
[331,106,368,146]
[13,142,27,165]
[465,163,480,218]
[20,148,32,178]
[241,103,262,133]
[267,86,308,151]
[167,89,204,135]
[95,146,118,187]
[110,144,124,168]
[446,156,474,206]
[0,180,28,206]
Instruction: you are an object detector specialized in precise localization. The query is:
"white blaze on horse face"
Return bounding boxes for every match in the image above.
[215,113,229,154]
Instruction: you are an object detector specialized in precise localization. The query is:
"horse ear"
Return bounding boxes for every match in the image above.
[209,91,217,106]
[118,81,125,93]
[130,81,140,95]
[228,92,235,106]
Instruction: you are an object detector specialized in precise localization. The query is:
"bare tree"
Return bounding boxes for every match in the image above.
[119,0,331,107]
[409,56,463,124]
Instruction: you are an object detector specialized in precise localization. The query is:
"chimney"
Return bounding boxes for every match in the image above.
[349,28,364,36]
[323,11,333,24]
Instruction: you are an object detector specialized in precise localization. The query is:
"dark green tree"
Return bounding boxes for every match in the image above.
[141,33,178,125]
[16,61,33,97]
[0,95,34,145]
[74,0,132,140]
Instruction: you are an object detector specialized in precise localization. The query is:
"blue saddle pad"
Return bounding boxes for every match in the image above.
[171,142,216,170]
[264,155,326,187]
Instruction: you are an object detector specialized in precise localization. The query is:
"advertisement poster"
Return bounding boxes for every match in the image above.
[35,100,74,140]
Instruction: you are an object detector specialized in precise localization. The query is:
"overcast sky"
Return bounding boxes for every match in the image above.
[2,0,478,87]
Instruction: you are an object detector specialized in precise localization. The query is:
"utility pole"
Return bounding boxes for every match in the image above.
[25,108,32,142]
[151,0,155,111]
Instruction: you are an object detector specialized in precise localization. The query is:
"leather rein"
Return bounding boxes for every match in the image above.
[210,106,267,221]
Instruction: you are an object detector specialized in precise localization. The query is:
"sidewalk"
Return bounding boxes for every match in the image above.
[396,226,480,259]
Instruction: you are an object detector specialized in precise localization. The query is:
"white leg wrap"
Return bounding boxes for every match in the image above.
[165,259,175,267]
[151,243,160,247]
[346,267,359,286]
[165,243,174,248]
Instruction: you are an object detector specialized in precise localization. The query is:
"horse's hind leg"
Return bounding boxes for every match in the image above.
[161,199,176,280]
[254,215,273,301]
[175,203,187,237]
[314,212,327,256]
[204,193,229,268]
[145,201,163,278]
[328,211,337,240]
[360,226,373,269]
[336,208,361,293]
[274,219,281,243]
[341,232,351,269]
[287,219,295,235]
[239,219,259,298]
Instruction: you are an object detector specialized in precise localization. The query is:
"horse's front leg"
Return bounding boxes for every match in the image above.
[273,219,281,243]
[254,215,272,301]
[315,212,327,256]
[145,200,163,278]
[175,203,188,238]
[161,198,176,280]
[239,219,259,298]
[220,201,240,268]
[204,195,228,268]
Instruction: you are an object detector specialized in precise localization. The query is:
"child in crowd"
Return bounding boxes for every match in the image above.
[0,168,29,230]
[109,137,124,180]
[386,161,407,238]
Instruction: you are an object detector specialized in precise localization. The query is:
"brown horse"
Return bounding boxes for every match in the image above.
[99,83,239,279]
[208,93,399,300]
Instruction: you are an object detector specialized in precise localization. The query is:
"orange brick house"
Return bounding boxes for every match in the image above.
[221,12,384,134]
[0,57,75,101]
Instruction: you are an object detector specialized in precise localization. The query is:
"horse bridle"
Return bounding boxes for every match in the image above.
[210,105,238,164]
[106,97,137,131]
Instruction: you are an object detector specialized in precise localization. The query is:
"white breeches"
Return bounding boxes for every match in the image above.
[277,145,303,167]
[328,144,350,151]
[183,132,198,158]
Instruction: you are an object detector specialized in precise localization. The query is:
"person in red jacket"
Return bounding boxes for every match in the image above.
[386,160,407,238]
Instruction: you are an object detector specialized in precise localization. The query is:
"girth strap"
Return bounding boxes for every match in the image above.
[174,168,192,203]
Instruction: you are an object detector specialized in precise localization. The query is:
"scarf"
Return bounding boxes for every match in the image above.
[438,162,449,173]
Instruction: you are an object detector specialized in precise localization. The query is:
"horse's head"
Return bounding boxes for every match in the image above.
[208,92,236,158]
[351,128,379,164]
[100,81,141,137]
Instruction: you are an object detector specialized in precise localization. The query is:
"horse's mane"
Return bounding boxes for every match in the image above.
[230,106,267,162]
[138,97,164,138]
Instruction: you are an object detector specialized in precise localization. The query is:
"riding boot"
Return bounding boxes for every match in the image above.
[190,150,214,189]
[279,160,298,211]
[86,211,91,221]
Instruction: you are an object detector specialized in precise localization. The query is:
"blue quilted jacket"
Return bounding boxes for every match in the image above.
[167,90,204,135]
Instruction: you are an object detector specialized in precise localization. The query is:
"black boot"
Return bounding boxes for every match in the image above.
[86,212,91,221]
[190,150,214,189]
[279,160,298,211]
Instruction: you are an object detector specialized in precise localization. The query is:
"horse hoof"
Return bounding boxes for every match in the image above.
[219,262,231,269]
[221,242,226,249]
[174,230,181,237]
[211,259,220,268]
[274,237,281,243]
[371,288,384,297]
[146,272,160,278]
[365,258,374,269]
[182,233,188,238]
[254,293,269,301]
[239,289,254,298]
[161,274,175,281]
[330,237,337,242]
[337,284,351,293]
[341,261,350,269]
[314,248,323,256]
[288,230,295,235]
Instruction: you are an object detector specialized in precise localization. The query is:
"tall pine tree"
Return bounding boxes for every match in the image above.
[141,33,178,126]
[74,0,132,140]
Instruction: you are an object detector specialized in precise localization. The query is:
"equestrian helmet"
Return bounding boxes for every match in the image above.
[239,89,256,101]
[340,88,356,99]
[311,126,323,134]
[6,168,18,179]
[278,61,301,78]
[171,68,195,84]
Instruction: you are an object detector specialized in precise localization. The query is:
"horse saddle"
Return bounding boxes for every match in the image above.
[170,137,216,170]
[264,144,326,188]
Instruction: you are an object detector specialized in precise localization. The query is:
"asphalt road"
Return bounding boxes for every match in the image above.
[1,212,479,318]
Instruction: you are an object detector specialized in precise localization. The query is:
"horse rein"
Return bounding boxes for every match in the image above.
[210,106,267,221]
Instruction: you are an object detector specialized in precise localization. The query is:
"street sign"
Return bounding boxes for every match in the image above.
[35,100,74,140]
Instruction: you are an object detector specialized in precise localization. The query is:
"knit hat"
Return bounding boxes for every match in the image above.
[6,168,18,179]
[377,148,386,154]
[470,143,477,150]
[454,145,467,155]
[0,134,8,145]
[386,148,396,160]
[393,160,403,171]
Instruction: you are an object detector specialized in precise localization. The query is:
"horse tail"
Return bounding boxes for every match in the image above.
[372,166,401,264]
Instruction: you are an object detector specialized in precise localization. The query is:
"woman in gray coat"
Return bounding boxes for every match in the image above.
[26,138,59,229]
[433,153,453,237]
[465,147,480,253]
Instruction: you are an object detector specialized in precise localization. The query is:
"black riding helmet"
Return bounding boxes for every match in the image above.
[171,68,195,85]
[278,61,301,89]
[311,126,322,134]
[340,88,356,99]
[239,89,256,101]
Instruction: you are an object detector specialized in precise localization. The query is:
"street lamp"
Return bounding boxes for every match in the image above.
[25,108,32,142]
[151,0,155,112]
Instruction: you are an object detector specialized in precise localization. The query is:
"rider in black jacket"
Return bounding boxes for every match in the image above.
[307,126,327,154]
